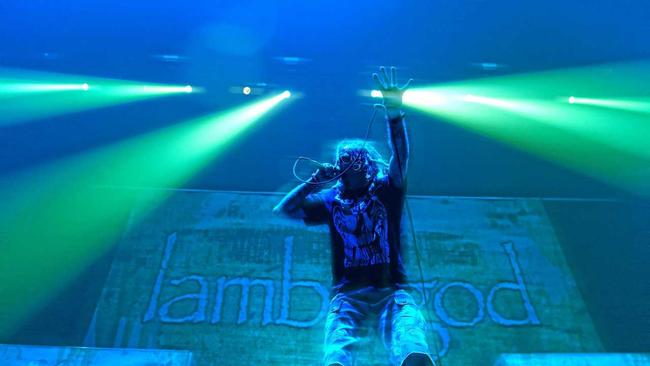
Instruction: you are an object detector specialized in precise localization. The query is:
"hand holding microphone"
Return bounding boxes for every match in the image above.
[311,163,339,183]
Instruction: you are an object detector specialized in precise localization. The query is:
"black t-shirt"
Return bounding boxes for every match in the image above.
[302,175,407,292]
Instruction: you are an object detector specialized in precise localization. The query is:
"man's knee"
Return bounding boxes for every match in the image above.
[401,352,434,366]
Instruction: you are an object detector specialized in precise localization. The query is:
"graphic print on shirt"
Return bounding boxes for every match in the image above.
[332,196,390,268]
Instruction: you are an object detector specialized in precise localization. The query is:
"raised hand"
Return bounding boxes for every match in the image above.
[372,66,413,111]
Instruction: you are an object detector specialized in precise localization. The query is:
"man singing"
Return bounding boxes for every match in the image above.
[274,67,434,366]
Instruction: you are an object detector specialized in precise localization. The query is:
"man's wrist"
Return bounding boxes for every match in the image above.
[385,107,404,121]
[306,174,325,188]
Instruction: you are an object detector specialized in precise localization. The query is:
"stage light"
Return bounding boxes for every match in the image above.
[0,67,199,125]
[0,91,293,338]
[402,89,447,108]
[569,96,575,104]
[141,85,194,94]
[368,89,446,107]
[281,90,291,99]
[567,96,650,114]
[243,86,251,95]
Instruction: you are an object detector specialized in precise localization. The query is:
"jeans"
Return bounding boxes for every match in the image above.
[323,286,435,366]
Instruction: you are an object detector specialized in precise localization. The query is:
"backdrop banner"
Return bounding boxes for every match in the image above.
[86,189,602,366]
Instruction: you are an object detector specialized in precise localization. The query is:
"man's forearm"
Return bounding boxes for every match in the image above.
[387,108,409,181]
[273,178,322,217]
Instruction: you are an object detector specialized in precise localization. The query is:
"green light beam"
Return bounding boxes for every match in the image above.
[404,89,650,196]
[0,68,199,125]
[569,96,650,114]
[369,60,650,195]
[0,82,89,93]
[0,91,291,339]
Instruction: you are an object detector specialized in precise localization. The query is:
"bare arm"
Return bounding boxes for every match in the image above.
[272,163,337,219]
[387,109,409,188]
[373,66,412,188]
[273,180,322,219]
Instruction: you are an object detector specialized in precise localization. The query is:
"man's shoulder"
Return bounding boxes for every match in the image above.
[375,175,398,191]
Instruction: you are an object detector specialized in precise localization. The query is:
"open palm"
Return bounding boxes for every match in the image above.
[372,66,413,110]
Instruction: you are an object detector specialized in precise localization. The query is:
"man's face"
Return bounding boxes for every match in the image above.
[337,150,370,190]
